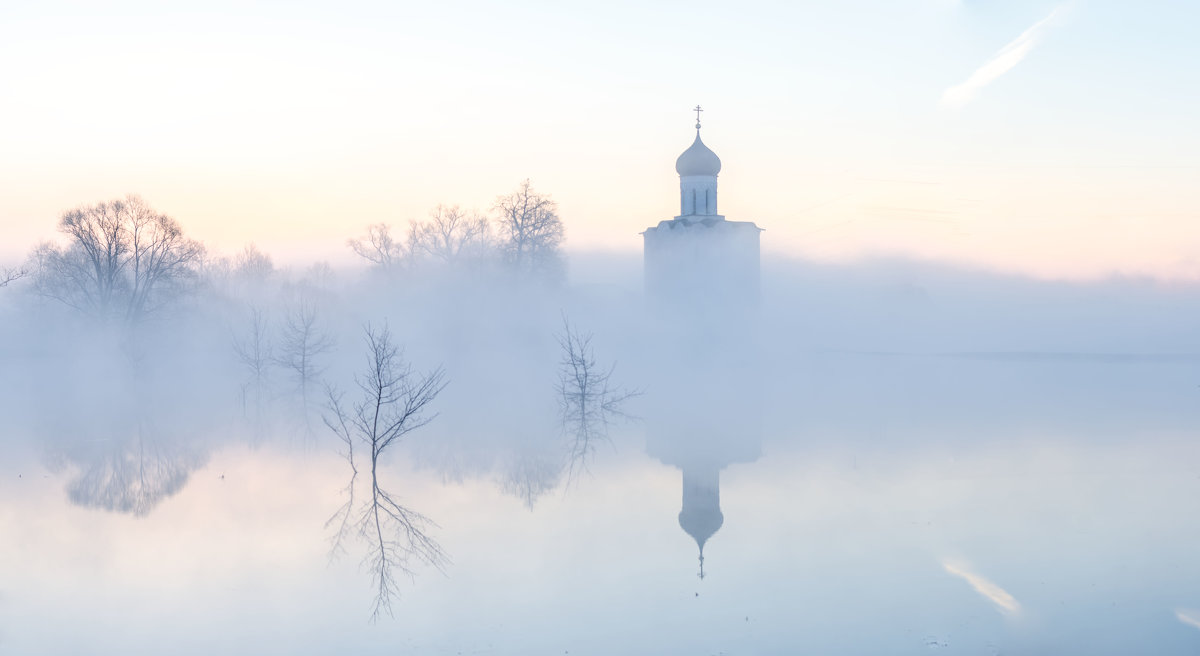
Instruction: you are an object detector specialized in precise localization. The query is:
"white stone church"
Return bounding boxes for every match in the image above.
[641,110,765,577]
[643,111,762,306]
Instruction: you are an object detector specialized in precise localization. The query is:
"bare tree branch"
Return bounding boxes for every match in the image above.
[322,324,449,621]
[276,295,335,425]
[232,243,274,282]
[408,205,493,266]
[232,306,273,426]
[556,315,641,483]
[348,223,406,270]
[0,266,27,288]
[31,195,203,325]
[493,180,565,277]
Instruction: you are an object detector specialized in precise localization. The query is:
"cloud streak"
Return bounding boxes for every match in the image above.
[1178,609,1200,631]
[941,6,1066,110]
[944,561,1021,614]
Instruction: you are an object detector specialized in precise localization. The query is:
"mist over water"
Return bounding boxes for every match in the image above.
[2,240,1199,654]
[4,0,1200,649]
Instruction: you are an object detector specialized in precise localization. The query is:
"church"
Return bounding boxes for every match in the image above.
[643,108,762,307]
[641,109,765,577]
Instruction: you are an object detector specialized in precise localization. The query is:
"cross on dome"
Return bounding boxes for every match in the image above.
[675,116,721,178]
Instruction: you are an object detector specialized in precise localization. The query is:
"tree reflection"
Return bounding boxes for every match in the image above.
[498,449,562,510]
[323,324,448,621]
[335,318,637,520]
[556,317,639,482]
[50,426,207,517]
[324,422,358,563]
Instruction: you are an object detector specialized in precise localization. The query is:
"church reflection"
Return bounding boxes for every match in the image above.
[644,354,762,578]
[641,109,765,577]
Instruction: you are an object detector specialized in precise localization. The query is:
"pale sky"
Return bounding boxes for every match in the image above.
[2,0,1198,279]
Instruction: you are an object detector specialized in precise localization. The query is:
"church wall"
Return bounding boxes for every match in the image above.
[643,220,761,312]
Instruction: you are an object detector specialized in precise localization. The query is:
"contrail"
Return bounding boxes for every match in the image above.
[941,5,1066,110]
[943,561,1021,614]
[1178,609,1200,631]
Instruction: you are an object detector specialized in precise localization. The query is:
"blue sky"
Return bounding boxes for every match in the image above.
[2,0,1197,277]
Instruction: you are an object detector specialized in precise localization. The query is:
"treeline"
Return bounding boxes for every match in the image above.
[0,176,607,505]
[350,179,564,278]
[0,179,640,622]
[0,177,635,504]
[2,179,565,328]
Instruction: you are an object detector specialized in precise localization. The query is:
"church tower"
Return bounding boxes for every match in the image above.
[641,108,766,578]
[643,107,762,308]
[676,130,722,216]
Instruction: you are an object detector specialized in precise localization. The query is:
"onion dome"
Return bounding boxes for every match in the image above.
[675,132,722,177]
[679,505,724,551]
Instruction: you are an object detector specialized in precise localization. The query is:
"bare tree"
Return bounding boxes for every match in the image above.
[276,296,335,423]
[1,266,27,288]
[301,261,335,290]
[348,223,405,270]
[323,324,449,621]
[31,195,204,325]
[408,205,493,266]
[195,250,241,298]
[493,180,565,276]
[233,306,273,424]
[233,243,274,282]
[556,316,640,482]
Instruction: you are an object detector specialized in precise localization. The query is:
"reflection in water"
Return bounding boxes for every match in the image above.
[323,324,449,621]
[385,316,639,514]
[679,463,722,579]
[4,349,1200,653]
[499,449,563,510]
[644,342,762,578]
[48,424,207,517]
[232,305,273,437]
[556,317,639,482]
[640,140,764,578]
[324,442,359,563]
[648,425,761,578]
[423,317,637,513]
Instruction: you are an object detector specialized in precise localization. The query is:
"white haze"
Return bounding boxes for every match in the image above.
[1,246,1200,654]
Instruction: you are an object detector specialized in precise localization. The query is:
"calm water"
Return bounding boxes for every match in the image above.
[3,353,1199,655]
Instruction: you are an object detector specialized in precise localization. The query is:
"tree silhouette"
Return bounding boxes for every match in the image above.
[31,194,204,325]
[232,305,273,429]
[493,180,564,277]
[348,223,405,271]
[323,324,448,621]
[408,205,493,267]
[556,316,639,482]
[276,296,334,430]
[1,266,27,288]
